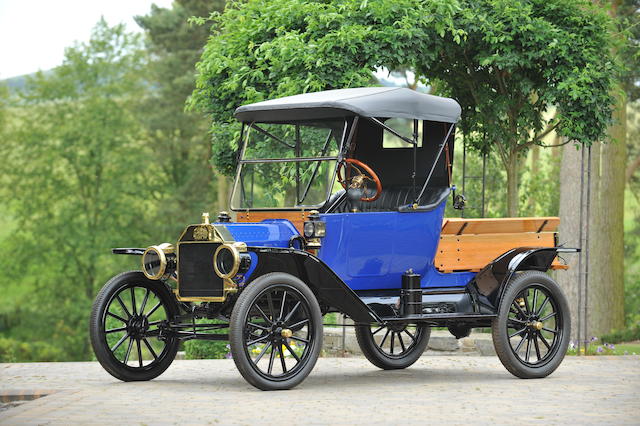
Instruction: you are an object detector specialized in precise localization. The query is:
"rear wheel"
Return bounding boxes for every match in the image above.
[492,271,570,379]
[89,271,179,382]
[229,273,323,390]
[355,322,430,370]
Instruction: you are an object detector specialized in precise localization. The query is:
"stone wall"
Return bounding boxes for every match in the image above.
[322,327,496,357]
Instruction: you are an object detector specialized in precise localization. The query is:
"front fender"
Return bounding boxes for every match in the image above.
[112,248,145,255]
[246,247,381,324]
[467,247,578,312]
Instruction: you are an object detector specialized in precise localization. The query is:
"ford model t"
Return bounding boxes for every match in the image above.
[90,87,575,390]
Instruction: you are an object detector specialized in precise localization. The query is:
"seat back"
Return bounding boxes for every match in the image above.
[325,186,449,213]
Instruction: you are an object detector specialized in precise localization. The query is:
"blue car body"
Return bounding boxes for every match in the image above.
[223,199,475,292]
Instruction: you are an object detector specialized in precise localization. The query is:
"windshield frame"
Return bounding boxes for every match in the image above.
[230,118,348,211]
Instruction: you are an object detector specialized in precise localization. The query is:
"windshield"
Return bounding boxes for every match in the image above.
[231,120,345,209]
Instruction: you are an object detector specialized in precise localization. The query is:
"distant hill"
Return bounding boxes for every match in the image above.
[2,68,424,94]
[2,74,29,91]
[1,70,54,92]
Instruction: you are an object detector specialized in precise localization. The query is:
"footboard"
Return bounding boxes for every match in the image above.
[435,217,567,273]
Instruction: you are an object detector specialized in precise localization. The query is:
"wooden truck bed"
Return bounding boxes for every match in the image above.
[435,217,567,273]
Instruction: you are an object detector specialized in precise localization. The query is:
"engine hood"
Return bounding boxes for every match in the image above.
[217,219,299,248]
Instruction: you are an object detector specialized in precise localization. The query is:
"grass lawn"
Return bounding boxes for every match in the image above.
[611,342,640,355]
[567,341,640,356]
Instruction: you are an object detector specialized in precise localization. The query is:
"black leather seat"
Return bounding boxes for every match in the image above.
[322,186,450,213]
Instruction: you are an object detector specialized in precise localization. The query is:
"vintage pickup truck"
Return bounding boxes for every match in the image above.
[90,87,574,390]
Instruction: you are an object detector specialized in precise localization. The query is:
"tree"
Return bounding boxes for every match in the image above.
[192,0,617,218]
[618,0,640,183]
[135,0,226,238]
[0,20,155,359]
[557,0,634,340]
[190,0,463,174]
[434,1,617,216]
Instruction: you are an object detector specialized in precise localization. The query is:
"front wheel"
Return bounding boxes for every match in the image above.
[229,273,323,390]
[89,271,179,382]
[355,322,431,370]
[492,270,571,379]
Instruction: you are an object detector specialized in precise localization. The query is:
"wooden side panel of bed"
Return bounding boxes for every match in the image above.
[436,217,567,273]
[236,210,310,234]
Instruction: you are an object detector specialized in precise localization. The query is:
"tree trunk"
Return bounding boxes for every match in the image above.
[217,171,229,212]
[557,143,582,342]
[506,151,519,217]
[557,95,627,341]
[587,92,626,336]
[527,145,541,213]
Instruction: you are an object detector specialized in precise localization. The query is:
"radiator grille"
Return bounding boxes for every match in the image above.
[177,242,223,298]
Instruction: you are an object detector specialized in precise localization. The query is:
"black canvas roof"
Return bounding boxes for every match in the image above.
[234,87,461,123]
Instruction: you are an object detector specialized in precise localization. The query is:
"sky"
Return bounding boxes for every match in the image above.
[0,0,173,79]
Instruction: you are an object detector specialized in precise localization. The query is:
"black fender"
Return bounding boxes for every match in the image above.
[112,248,145,255]
[466,247,578,313]
[246,247,381,324]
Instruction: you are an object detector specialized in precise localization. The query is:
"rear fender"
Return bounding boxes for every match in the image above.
[246,247,381,324]
[466,247,578,312]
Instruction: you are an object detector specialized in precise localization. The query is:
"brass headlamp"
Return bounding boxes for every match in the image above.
[213,242,251,279]
[141,243,176,280]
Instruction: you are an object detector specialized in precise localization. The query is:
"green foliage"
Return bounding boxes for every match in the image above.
[519,147,561,217]
[0,19,156,360]
[624,185,640,325]
[191,0,463,175]
[444,139,509,218]
[0,337,65,363]
[617,0,640,102]
[135,0,225,238]
[193,0,617,218]
[184,340,230,359]
[600,322,640,344]
[444,1,617,150]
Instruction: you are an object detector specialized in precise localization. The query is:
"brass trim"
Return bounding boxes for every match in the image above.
[306,238,321,249]
[193,225,211,241]
[173,277,238,303]
[141,243,174,280]
[173,216,241,303]
[281,329,293,338]
[213,242,248,279]
[175,222,238,302]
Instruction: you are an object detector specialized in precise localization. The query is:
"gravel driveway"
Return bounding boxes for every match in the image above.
[1,356,638,425]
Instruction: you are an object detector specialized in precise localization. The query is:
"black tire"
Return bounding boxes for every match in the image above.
[355,322,431,370]
[492,270,571,379]
[89,271,179,382]
[229,272,323,391]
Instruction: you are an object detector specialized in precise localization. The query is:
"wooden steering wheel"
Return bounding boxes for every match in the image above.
[336,159,383,202]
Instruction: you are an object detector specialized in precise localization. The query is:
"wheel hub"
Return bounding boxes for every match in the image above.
[389,323,407,332]
[268,320,294,342]
[128,315,149,337]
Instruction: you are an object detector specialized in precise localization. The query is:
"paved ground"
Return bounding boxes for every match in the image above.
[1,356,639,425]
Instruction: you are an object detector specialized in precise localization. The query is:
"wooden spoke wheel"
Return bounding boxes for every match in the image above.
[355,322,430,370]
[229,273,323,390]
[492,271,570,378]
[89,271,179,382]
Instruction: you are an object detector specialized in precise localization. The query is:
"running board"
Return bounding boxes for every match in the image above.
[382,313,497,322]
[359,289,488,320]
